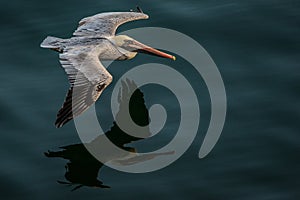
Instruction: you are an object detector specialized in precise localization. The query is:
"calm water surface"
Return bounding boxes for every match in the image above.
[0,0,299,199]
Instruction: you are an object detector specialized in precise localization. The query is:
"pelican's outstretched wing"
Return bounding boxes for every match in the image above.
[55,41,113,128]
[73,11,148,37]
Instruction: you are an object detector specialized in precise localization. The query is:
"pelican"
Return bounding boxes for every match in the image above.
[40,8,176,128]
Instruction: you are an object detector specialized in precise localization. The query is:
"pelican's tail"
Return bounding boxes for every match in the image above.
[40,36,65,52]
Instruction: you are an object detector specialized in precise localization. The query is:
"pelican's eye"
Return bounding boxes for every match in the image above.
[124,40,134,45]
[122,40,137,51]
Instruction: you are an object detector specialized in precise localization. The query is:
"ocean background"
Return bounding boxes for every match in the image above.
[0,0,299,199]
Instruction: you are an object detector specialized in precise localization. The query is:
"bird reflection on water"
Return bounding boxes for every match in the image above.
[45,79,174,191]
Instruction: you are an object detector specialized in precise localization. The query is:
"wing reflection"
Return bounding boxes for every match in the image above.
[45,79,174,191]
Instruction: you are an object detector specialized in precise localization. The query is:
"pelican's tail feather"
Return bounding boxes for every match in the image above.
[40,36,65,52]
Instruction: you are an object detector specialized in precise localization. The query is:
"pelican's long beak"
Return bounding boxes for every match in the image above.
[130,40,176,60]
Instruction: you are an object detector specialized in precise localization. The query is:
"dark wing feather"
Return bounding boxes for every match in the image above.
[73,12,148,37]
[55,82,104,128]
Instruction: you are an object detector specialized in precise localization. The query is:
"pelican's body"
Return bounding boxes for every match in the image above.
[40,9,175,128]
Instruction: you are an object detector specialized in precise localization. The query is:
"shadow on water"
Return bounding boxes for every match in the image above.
[44,79,174,191]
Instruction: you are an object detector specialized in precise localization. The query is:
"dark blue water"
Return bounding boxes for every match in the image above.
[1,0,299,199]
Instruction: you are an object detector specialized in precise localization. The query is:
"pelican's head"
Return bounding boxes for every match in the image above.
[111,35,176,60]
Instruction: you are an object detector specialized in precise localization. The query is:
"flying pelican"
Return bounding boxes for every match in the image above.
[40,8,176,128]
